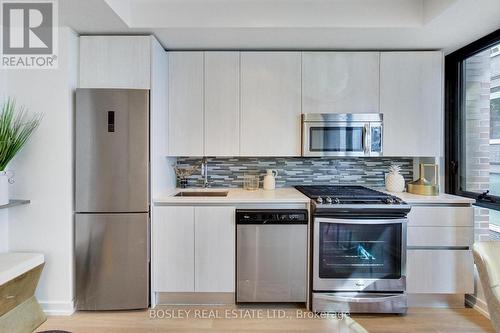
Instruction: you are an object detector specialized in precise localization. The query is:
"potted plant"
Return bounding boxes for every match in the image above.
[0,99,42,205]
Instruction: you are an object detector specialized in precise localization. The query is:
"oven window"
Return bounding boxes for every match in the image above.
[318,222,402,279]
[309,127,364,152]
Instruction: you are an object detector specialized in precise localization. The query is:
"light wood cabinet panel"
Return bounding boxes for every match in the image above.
[407,226,474,247]
[168,52,204,156]
[194,207,235,292]
[408,206,473,227]
[153,206,195,292]
[407,250,474,294]
[302,52,380,114]
[380,52,443,157]
[240,52,302,156]
[204,52,240,156]
[79,36,151,89]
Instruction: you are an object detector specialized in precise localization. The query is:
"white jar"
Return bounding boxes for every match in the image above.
[263,169,278,190]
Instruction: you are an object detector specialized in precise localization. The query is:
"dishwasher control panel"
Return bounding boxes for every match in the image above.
[236,209,308,224]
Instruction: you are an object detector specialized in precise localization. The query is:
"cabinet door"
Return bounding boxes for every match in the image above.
[168,52,204,156]
[240,52,302,156]
[153,206,195,292]
[380,52,443,157]
[204,52,240,156]
[79,36,151,89]
[194,206,235,292]
[407,250,474,294]
[407,226,474,247]
[302,52,380,114]
[408,206,473,227]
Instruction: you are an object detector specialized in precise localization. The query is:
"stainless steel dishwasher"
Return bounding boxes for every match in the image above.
[236,209,308,303]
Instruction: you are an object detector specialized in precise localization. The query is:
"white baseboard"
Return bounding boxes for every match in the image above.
[466,294,490,319]
[39,300,75,316]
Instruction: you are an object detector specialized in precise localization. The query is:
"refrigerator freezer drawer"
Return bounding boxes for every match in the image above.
[75,89,149,213]
[75,213,149,310]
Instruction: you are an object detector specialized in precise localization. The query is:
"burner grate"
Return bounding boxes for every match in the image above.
[295,185,390,200]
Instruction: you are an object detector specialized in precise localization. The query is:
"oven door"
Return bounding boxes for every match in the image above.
[313,217,406,292]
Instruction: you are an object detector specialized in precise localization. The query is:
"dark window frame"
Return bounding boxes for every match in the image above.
[445,28,500,210]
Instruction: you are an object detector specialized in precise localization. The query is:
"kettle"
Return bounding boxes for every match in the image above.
[263,169,278,190]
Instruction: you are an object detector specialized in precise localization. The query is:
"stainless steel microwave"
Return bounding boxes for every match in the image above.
[302,113,383,157]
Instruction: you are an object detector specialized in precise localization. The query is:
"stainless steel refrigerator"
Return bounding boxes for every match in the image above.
[75,89,149,310]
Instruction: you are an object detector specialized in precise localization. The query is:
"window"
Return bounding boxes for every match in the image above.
[446,28,500,236]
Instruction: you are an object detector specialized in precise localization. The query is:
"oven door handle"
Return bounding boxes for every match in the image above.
[315,218,407,225]
[315,293,404,303]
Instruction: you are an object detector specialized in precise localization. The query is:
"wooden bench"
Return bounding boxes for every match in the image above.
[0,253,46,333]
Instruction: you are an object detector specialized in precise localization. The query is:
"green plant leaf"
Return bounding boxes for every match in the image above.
[0,98,42,171]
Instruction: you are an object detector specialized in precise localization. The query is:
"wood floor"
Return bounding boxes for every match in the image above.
[37,306,494,333]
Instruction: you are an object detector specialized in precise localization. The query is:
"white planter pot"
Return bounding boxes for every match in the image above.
[0,171,13,206]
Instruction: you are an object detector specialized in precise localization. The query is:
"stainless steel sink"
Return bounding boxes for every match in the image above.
[174,191,228,197]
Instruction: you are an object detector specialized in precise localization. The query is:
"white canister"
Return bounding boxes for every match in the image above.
[263,169,278,190]
[0,171,13,206]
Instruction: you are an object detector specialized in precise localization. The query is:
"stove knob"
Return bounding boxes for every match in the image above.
[325,197,332,204]
[333,197,340,204]
[385,197,394,204]
[316,197,323,204]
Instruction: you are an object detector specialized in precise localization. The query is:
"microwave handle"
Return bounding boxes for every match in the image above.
[363,124,370,155]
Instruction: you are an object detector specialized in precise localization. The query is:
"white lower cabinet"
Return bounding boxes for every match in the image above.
[153,206,235,294]
[153,206,195,292]
[407,249,474,294]
[194,207,235,292]
[406,205,474,296]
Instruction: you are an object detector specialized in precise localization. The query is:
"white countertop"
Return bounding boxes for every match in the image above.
[0,252,44,286]
[384,190,476,204]
[155,187,475,206]
[154,187,311,205]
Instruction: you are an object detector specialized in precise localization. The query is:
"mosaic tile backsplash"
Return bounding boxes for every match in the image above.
[175,157,414,188]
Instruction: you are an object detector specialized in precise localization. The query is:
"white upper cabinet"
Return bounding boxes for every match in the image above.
[380,52,443,157]
[240,52,302,156]
[168,52,204,156]
[79,36,151,89]
[204,52,240,156]
[302,52,380,114]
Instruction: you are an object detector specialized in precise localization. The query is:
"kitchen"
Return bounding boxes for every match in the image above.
[0,1,499,333]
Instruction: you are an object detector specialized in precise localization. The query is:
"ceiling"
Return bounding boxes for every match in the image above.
[59,0,500,53]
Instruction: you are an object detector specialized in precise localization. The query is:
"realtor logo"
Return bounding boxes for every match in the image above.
[1,0,58,68]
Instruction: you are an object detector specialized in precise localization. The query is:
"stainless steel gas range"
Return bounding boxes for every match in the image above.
[295,185,411,314]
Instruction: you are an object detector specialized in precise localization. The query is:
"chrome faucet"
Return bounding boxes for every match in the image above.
[201,157,210,188]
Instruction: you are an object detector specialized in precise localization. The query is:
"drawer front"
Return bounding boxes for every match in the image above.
[407,249,474,294]
[407,226,473,247]
[408,206,473,227]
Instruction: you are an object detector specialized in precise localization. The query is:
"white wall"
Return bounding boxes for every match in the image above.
[0,71,7,98]
[5,27,78,315]
[0,72,8,252]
